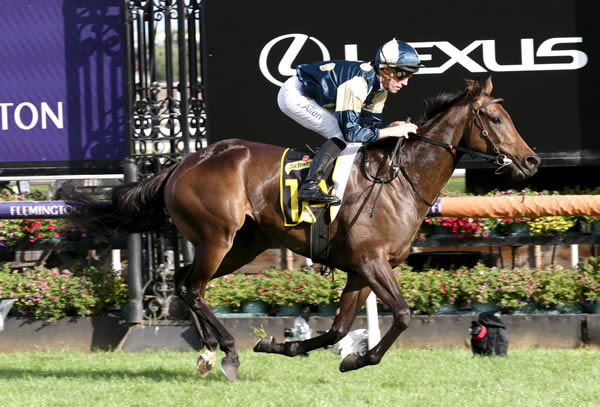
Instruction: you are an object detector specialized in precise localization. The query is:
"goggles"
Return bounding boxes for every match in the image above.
[391,68,414,80]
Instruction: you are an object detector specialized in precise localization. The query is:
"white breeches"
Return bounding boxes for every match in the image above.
[277,76,344,140]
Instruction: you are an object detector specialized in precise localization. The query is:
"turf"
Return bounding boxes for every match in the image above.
[0,348,598,407]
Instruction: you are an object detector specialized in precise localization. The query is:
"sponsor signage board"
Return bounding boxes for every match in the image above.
[0,0,127,174]
[202,0,599,167]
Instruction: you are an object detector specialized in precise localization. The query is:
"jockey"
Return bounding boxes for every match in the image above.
[277,39,423,205]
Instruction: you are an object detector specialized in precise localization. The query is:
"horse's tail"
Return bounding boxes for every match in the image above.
[67,163,179,234]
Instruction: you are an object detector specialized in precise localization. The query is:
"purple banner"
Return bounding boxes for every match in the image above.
[0,0,127,164]
[0,201,70,219]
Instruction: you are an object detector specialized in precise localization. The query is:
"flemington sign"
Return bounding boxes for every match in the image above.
[0,201,70,219]
[0,0,127,174]
[202,0,599,167]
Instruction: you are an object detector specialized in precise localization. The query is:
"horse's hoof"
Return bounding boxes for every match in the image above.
[339,352,361,372]
[253,336,274,353]
[195,348,217,378]
[220,361,238,382]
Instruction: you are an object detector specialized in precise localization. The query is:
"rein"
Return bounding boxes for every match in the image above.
[365,95,508,216]
[412,96,509,169]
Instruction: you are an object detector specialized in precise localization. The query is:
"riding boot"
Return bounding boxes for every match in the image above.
[298,138,345,205]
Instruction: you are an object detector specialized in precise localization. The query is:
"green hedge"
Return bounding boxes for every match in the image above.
[3,258,600,321]
[0,263,127,321]
[207,260,600,315]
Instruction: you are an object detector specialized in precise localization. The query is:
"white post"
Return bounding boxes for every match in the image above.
[366,292,380,349]
[0,299,16,331]
[111,249,122,277]
[570,244,579,268]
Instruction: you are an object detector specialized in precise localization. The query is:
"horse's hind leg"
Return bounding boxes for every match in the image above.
[176,220,270,381]
[176,254,240,380]
[174,264,219,354]
[177,268,219,378]
[254,273,371,356]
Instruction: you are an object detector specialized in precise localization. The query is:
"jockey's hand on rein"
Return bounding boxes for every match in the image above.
[380,121,418,139]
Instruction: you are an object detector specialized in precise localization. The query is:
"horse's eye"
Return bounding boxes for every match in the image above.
[490,117,501,125]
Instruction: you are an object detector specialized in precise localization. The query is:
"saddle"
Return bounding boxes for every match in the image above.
[279,148,333,264]
[280,148,333,227]
[279,144,363,263]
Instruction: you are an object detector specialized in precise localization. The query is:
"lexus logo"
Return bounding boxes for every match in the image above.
[259,34,330,86]
[259,33,588,86]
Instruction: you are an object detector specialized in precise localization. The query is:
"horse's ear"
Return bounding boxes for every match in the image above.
[466,76,493,99]
[483,75,493,94]
[466,79,483,98]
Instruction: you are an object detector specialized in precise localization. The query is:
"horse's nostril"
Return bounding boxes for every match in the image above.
[525,155,541,168]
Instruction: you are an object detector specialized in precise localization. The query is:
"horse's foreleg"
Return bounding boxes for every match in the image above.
[254,274,371,356]
[339,258,410,372]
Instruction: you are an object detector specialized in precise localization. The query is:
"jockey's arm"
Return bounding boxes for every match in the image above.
[335,77,381,142]
[378,121,419,139]
[335,77,418,142]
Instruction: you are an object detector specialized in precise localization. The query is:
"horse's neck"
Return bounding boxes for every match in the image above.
[403,103,469,206]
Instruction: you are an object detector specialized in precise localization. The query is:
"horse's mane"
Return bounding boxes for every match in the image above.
[371,86,468,149]
[417,88,468,126]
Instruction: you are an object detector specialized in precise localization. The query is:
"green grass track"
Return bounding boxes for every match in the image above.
[0,348,598,407]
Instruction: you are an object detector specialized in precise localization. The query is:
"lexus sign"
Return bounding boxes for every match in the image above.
[259,35,588,86]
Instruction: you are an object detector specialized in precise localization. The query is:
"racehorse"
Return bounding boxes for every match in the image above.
[68,77,540,381]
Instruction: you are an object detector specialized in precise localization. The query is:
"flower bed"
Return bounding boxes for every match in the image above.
[422,213,590,239]
[2,259,600,321]
[205,269,346,308]
[395,260,600,315]
[204,260,600,316]
[418,188,600,239]
[0,263,127,321]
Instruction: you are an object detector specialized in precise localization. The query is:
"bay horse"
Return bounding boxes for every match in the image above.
[68,77,539,381]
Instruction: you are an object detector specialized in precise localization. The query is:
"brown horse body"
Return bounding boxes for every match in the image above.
[70,78,539,380]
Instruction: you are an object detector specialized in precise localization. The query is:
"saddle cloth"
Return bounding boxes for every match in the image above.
[279,143,362,226]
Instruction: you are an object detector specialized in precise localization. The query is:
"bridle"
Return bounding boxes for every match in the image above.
[365,93,511,215]
[411,94,511,172]
[468,94,513,171]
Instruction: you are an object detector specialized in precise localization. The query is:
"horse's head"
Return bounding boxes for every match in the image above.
[464,76,540,180]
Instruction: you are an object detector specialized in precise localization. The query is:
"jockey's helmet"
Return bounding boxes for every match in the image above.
[374,39,423,73]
